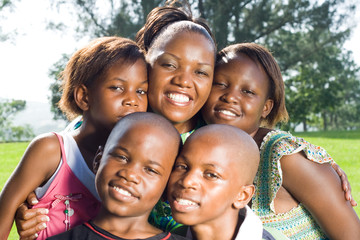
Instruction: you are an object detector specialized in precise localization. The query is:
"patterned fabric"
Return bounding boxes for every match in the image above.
[252,130,332,240]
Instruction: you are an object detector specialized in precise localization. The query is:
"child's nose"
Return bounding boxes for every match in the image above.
[123,91,139,107]
[220,88,239,104]
[118,167,141,184]
[180,171,200,190]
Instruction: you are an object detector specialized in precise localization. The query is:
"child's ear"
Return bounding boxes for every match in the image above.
[233,185,255,209]
[74,84,90,111]
[261,99,274,119]
[93,146,104,174]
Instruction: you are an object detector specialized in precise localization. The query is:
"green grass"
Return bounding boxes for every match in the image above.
[293,129,360,218]
[1,130,359,238]
[0,142,29,239]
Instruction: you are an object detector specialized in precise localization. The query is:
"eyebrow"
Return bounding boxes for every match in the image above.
[112,77,148,85]
[111,145,129,154]
[147,160,165,171]
[162,52,213,67]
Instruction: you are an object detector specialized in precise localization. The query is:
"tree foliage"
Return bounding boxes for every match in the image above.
[47,0,359,131]
[0,99,35,142]
[48,54,70,121]
[0,0,16,41]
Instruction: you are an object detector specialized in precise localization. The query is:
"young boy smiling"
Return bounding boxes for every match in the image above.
[167,124,287,240]
[49,112,187,240]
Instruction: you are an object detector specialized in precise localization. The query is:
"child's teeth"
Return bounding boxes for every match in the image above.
[177,198,196,206]
[113,186,132,196]
[219,109,236,116]
[168,93,190,103]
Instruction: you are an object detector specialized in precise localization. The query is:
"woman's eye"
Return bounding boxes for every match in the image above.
[161,63,176,69]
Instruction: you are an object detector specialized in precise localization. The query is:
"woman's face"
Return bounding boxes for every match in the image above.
[147,31,215,133]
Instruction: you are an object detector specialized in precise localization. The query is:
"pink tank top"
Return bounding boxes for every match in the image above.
[32,133,101,239]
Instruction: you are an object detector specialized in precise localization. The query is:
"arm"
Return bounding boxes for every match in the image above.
[281,152,360,240]
[0,133,61,240]
[331,162,357,206]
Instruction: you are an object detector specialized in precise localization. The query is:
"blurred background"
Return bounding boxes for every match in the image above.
[0,0,359,141]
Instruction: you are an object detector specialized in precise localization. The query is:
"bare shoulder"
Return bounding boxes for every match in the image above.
[22,132,62,180]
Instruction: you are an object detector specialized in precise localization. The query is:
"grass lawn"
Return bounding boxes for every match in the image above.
[294,129,360,218]
[0,130,359,238]
[0,142,29,239]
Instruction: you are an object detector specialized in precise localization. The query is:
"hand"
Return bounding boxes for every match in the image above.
[331,162,357,207]
[15,192,49,240]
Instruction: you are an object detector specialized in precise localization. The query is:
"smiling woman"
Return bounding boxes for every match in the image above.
[146,28,215,133]
[136,5,217,135]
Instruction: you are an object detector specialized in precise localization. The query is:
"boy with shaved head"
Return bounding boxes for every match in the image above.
[167,124,288,240]
[49,112,187,240]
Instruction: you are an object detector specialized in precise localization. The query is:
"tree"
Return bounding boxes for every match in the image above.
[0,99,35,142]
[48,54,70,121]
[0,0,16,41]
[47,0,359,130]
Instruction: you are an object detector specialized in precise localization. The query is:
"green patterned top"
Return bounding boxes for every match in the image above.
[252,130,332,239]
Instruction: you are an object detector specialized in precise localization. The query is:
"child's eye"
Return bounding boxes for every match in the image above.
[213,82,227,88]
[117,155,128,162]
[204,171,220,180]
[110,152,128,163]
[174,163,188,172]
[137,89,147,95]
[242,89,255,95]
[144,167,160,175]
[110,86,124,92]
[195,69,209,77]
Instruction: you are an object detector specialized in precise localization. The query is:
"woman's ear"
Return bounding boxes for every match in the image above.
[93,146,103,174]
[74,84,90,111]
[233,185,255,209]
[261,99,274,119]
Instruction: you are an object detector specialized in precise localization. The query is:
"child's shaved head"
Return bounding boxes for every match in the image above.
[185,124,260,184]
[168,124,260,228]
[103,112,181,156]
[95,112,181,223]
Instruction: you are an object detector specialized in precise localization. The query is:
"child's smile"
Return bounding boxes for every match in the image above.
[202,54,273,136]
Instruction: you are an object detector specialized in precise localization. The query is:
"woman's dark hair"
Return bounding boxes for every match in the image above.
[135,0,216,53]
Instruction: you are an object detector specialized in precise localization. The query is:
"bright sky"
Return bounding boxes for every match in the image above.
[0,1,359,103]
